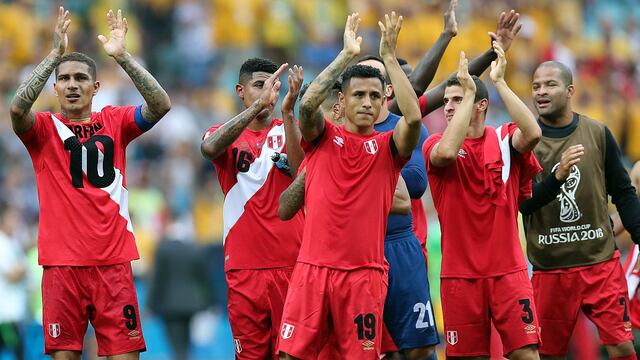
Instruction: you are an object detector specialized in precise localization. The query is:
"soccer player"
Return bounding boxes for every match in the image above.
[277,12,423,359]
[9,7,171,359]
[355,55,435,360]
[200,59,305,359]
[519,61,640,360]
[423,42,542,359]
[380,2,523,259]
[278,83,412,222]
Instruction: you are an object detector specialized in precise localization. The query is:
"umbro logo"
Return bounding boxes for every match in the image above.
[362,340,375,350]
[458,149,467,158]
[334,136,344,147]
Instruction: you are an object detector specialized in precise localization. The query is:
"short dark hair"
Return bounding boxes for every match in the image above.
[55,52,97,80]
[357,54,383,64]
[238,58,278,84]
[299,81,341,101]
[356,55,391,82]
[536,61,573,87]
[446,75,488,104]
[341,65,385,92]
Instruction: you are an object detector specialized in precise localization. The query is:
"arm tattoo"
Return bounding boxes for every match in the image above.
[300,51,355,135]
[200,101,264,160]
[115,53,171,122]
[279,170,306,220]
[10,53,60,133]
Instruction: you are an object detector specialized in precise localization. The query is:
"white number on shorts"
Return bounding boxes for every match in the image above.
[413,301,434,329]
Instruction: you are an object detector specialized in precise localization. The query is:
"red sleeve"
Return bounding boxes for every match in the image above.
[422,133,443,174]
[419,95,428,117]
[18,112,49,151]
[301,119,333,153]
[105,106,143,146]
[202,123,230,167]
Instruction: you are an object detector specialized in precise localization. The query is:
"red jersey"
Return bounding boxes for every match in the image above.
[297,120,407,270]
[204,119,304,271]
[19,106,145,266]
[423,123,541,278]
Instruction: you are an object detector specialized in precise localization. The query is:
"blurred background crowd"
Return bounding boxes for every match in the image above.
[0,0,639,359]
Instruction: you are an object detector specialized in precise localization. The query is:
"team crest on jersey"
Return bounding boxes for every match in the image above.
[267,135,283,150]
[234,338,242,353]
[48,323,61,338]
[334,136,344,147]
[281,323,295,339]
[364,139,378,155]
[446,330,458,345]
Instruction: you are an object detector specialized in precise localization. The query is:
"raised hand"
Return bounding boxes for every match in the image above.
[488,10,521,52]
[444,0,458,37]
[53,6,71,56]
[555,145,584,181]
[378,12,403,59]
[98,9,129,58]
[259,63,289,110]
[457,51,476,93]
[489,41,507,83]
[343,13,363,56]
[282,65,304,114]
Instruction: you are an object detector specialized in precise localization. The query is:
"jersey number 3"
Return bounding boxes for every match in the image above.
[64,135,116,188]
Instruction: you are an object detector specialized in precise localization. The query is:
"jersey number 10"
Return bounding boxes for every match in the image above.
[64,135,116,188]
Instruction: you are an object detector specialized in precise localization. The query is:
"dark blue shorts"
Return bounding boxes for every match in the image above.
[384,233,440,350]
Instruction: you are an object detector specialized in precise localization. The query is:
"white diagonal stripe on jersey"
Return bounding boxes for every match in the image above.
[222,124,286,243]
[51,115,133,233]
[496,125,511,184]
[626,245,640,298]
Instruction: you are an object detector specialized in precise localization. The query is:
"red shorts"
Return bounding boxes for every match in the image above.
[532,257,633,356]
[441,270,540,357]
[277,263,387,359]
[42,263,145,356]
[226,267,293,360]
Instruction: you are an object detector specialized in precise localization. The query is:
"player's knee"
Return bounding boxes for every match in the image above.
[51,350,82,360]
[279,352,301,360]
[606,340,635,357]
[507,344,539,360]
[403,345,436,360]
[539,355,564,360]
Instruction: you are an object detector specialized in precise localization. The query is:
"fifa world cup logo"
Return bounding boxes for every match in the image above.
[552,162,582,223]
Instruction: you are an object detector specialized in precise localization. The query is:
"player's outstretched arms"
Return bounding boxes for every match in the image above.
[490,41,540,153]
[98,9,171,122]
[390,175,411,215]
[10,6,70,134]
[381,12,421,158]
[423,9,521,115]
[388,0,457,115]
[201,63,289,160]
[430,52,476,167]
[278,168,306,220]
[282,65,305,177]
[299,13,362,143]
